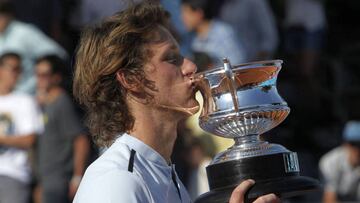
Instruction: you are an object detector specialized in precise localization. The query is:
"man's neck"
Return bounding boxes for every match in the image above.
[129,102,180,164]
[196,20,211,38]
[0,18,12,34]
[0,85,12,96]
[37,86,63,105]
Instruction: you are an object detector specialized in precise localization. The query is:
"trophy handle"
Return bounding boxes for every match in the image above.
[223,58,239,112]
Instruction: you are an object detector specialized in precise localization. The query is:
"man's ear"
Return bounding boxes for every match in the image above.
[116,70,142,93]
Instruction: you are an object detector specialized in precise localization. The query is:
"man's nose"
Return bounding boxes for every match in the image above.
[181,58,197,77]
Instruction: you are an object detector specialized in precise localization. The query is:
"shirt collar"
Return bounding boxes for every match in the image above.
[116,133,170,167]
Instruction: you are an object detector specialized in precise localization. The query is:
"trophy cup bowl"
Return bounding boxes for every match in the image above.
[193,59,319,203]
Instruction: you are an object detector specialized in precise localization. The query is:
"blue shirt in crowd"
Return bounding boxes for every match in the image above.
[192,20,246,67]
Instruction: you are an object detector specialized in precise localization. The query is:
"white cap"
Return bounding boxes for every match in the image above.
[343,121,360,142]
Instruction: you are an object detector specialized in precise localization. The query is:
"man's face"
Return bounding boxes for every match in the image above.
[346,143,360,167]
[0,56,21,91]
[181,4,203,32]
[143,29,199,118]
[35,61,55,91]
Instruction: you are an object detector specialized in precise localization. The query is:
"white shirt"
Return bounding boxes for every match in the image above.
[0,93,43,183]
[74,133,192,203]
[192,20,245,66]
[285,0,327,32]
[220,0,279,61]
[319,146,360,201]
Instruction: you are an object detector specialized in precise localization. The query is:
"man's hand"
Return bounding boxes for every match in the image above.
[0,134,7,145]
[229,179,280,203]
[69,175,82,200]
[0,134,6,145]
[0,134,35,149]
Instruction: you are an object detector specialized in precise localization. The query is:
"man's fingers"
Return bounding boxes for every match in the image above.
[229,181,281,203]
[229,179,255,203]
[253,193,280,203]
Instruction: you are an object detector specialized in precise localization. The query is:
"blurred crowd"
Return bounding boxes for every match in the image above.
[0,0,360,203]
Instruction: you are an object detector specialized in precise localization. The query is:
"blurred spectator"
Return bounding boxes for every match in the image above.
[319,121,360,203]
[186,136,212,200]
[71,0,142,27]
[219,0,279,61]
[160,0,193,57]
[181,0,245,66]
[0,52,43,203]
[35,55,90,203]
[10,0,63,41]
[283,0,326,78]
[72,0,193,58]
[0,0,67,94]
[68,0,143,55]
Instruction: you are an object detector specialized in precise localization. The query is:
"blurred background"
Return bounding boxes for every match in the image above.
[0,0,360,203]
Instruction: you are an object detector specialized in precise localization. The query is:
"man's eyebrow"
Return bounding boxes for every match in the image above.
[169,44,179,51]
[160,44,180,57]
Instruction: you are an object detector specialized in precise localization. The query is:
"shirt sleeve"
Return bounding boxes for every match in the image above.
[73,170,152,203]
[22,23,68,59]
[319,149,341,192]
[58,94,84,139]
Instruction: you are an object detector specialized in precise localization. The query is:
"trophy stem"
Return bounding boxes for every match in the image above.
[233,134,265,148]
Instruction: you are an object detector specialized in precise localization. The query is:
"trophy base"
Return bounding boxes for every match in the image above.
[194,152,320,203]
[194,175,319,203]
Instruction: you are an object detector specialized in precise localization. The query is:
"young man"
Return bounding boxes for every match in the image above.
[320,121,360,202]
[73,2,279,203]
[219,0,279,61]
[35,55,90,203]
[181,0,245,66]
[0,52,43,203]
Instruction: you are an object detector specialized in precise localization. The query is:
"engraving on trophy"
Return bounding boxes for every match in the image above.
[283,153,300,173]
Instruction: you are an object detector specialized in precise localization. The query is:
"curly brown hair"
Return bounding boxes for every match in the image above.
[73,2,171,147]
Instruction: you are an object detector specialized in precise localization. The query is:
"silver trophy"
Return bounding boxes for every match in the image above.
[194,59,319,203]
